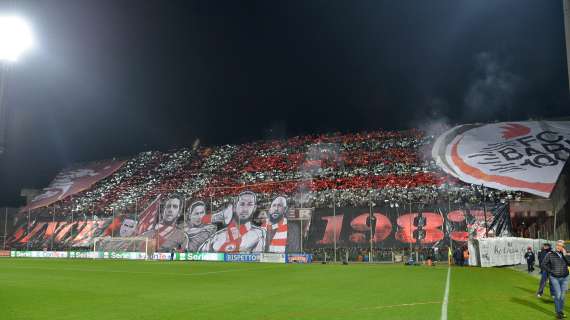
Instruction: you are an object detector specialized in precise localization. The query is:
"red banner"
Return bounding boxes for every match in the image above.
[21,160,125,212]
[135,195,161,235]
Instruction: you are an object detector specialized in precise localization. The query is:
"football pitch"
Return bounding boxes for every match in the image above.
[0,259,560,320]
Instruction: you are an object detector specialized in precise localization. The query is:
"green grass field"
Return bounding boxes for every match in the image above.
[0,259,562,320]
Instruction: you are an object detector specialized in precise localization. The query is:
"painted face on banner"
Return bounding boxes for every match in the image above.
[235,193,256,223]
[119,218,137,237]
[162,198,181,224]
[189,203,206,227]
[258,211,268,225]
[269,196,287,224]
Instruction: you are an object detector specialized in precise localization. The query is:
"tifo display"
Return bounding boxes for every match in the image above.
[5,121,570,256]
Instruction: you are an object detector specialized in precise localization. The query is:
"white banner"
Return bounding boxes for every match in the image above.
[475,237,547,267]
[432,121,570,197]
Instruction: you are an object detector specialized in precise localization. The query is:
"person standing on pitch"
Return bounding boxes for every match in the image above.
[537,243,552,297]
[541,240,569,319]
[453,247,463,266]
[462,246,469,266]
[524,246,536,273]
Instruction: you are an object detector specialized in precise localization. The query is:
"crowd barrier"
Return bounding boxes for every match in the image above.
[7,251,313,264]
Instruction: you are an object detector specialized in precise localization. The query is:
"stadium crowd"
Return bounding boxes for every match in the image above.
[31,129,522,218]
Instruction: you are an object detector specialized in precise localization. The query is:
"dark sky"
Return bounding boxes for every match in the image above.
[0,0,568,206]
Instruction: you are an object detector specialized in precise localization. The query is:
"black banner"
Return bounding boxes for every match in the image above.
[305,203,512,249]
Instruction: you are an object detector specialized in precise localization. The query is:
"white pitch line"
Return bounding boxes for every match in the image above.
[370,301,441,310]
[441,266,451,320]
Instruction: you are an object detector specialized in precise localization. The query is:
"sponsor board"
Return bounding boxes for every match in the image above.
[286,254,313,264]
[106,252,147,260]
[0,250,10,257]
[10,251,68,258]
[224,253,260,263]
[151,252,173,260]
[186,252,225,261]
[69,251,99,259]
[260,253,286,263]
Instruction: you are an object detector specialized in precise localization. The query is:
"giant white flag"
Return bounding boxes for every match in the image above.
[432,121,570,198]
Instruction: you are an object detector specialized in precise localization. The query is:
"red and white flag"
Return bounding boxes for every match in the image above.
[135,195,161,235]
[21,160,125,212]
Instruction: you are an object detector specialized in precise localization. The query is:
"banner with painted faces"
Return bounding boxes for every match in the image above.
[8,191,307,253]
[305,203,512,249]
[192,192,303,254]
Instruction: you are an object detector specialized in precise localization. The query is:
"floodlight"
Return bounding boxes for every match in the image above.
[0,16,34,62]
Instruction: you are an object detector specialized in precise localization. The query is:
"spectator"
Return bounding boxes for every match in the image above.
[453,247,463,266]
[524,246,535,273]
[541,240,569,319]
[462,247,469,267]
[537,243,552,297]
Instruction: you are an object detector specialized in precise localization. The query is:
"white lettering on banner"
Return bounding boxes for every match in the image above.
[152,252,172,260]
[187,253,224,261]
[225,254,260,262]
[433,121,570,197]
[107,252,147,260]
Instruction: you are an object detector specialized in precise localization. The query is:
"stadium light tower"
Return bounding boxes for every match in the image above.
[0,15,34,157]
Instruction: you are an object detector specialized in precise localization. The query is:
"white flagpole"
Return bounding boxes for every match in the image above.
[111,208,115,238]
[3,207,7,250]
[333,190,337,263]
[50,205,56,250]
[70,208,74,251]
[27,208,30,250]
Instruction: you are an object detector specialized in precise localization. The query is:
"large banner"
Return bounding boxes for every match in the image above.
[9,191,311,254]
[7,216,121,249]
[473,237,547,267]
[8,190,512,252]
[305,203,512,249]
[432,121,570,198]
[21,160,125,211]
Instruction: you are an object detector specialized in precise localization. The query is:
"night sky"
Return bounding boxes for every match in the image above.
[0,0,568,206]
